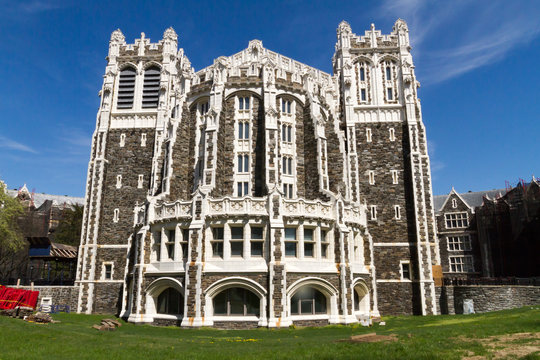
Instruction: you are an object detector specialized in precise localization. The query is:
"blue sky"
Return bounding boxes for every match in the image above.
[0,0,539,197]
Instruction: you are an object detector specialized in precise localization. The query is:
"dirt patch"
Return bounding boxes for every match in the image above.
[461,332,540,359]
[337,332,398,343]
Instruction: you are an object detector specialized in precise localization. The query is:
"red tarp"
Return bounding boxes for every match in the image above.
[0,286,39,310]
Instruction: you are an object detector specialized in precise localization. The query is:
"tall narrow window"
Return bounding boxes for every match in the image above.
[360,67,365,81]
[117,67,136,109]
[284,228,297,257]
[387,88,393,101]
[366,128,372,143]
[166,229,175,260]
[200,101,209,114]
[119,133,126,147]
[237,182,249,197]
[282,156,293,175]
[141,133,147,147]
[391,170,399,184]
[238,96,250,110]
[142,66,160,108]
[389,128,395,142]
[394,205,401,220]
[452,199,457,208]
[401,262,411,280]
[103,263,113,280]
[282,124,292,143]
[237,154,249,173]
[138,174,144,189]
[181,228,189,259]
[370,205,377,220]
[304,228,314,258]
[230,226,244,257]
[154,232,162,261]
[250,226,264,257]
[116,175,122,189]
[321,230,329,258]
[368,171,375,185]
[283,183,293,199]
[360,89,366,101]
[238,122,249,139]
[211,227,224,258]
[281,99,292,114]
[113,208,120,223]
[385,66,392,80]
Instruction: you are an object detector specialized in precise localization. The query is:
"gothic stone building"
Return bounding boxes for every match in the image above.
[76,20,440,327]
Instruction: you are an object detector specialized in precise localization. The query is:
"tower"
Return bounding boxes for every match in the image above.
[76,28,184,313]
[333,20,440,315]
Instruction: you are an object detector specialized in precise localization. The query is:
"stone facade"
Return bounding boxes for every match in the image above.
[76,20,440,327]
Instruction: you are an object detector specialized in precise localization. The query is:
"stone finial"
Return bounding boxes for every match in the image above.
[163,27,178,42]
[393,18,409,32]
[110,29,125,43]
[337,20,351,34]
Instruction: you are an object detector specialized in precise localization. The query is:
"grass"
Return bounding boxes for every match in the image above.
[0,307,538,359]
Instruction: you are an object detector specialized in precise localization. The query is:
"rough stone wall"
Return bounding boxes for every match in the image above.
[251,96,265,196]
[438,285,540,314]
[99,129,155,246]
[211,95,235,198]
[292,319,329,327]
[377,282,417,315]
[21,286,79,310]
[213,321,259,329]
[294,99,306,198]
[169,103,196,200]
[325,113,344,195]
[93,282,123,314]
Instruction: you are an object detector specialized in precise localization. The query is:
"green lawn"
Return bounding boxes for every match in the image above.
[0,307,539,359]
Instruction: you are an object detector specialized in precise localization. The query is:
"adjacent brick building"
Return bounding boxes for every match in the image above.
[76,20,440,327]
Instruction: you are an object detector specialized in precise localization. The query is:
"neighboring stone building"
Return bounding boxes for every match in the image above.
[1,185,83,285]
[434,178,540,281]
[76,19,440,327]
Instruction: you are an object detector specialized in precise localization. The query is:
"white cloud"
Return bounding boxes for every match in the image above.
[377,0,540,84]
[0,135,37,153]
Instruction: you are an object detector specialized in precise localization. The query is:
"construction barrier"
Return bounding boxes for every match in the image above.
[0,286,39,310]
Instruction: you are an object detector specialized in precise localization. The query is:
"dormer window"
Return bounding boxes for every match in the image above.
[238,96,250,110]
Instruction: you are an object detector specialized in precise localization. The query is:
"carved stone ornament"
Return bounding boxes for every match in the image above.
[337,20,351,34]
[265,107,278,117]
[110,29,125,43]
[163,27,178,42]
[393,19,408,32]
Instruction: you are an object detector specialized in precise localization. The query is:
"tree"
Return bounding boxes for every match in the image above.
[0,181,25,281]
[53,204,83,246]
[0,182,24,252]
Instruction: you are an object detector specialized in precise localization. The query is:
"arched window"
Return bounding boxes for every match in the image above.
[157,288,183,315]
[117,67,136,109]
[290,287,327,315]
[142,66,161,108]
[213,287,260,316]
